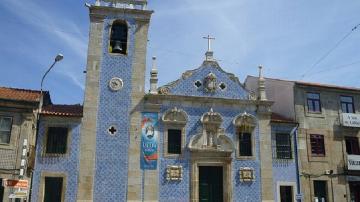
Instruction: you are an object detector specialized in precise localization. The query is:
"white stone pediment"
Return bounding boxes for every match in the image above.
[188,131,234,153]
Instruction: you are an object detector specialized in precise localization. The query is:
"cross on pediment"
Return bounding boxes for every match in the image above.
[203,35,215,52]
[108,126,117,135]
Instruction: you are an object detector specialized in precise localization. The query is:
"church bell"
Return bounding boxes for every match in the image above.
[112,41,123,53]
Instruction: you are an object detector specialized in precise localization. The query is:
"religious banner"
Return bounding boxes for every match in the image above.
[140,112,158,170]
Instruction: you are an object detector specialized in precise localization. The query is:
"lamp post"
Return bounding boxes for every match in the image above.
[39,53,63,112]
[28,54,63,202]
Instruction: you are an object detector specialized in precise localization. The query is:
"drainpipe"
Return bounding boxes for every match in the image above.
[291,123,301,202]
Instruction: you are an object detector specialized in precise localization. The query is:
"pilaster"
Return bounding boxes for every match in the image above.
[257,105,274,202]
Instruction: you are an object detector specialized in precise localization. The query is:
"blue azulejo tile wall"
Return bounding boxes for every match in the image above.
[157,104,261,202]
[93,16,136,201]
[31,118,81,202]
[271,123,298,202]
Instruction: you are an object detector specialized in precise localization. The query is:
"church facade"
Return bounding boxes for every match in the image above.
[30,1,300,202]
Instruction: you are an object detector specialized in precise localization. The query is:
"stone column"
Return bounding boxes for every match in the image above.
[258,105,274,202]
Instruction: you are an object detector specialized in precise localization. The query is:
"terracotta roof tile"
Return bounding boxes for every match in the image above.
[271,113,296,123]
[0,87,44,102]
[41,104,83,117]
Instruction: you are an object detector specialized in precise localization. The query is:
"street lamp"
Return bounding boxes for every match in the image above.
[28,54,63,201]
[39,53,63,112]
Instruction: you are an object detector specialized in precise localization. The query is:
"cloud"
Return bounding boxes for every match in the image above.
[1,0,86,89]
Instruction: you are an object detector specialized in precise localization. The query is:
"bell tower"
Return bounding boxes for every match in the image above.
[77,0,152,201]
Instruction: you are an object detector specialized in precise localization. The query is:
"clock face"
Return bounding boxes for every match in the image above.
[109,77,123,91]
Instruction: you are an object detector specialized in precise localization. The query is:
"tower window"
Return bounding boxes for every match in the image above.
[45,127,68,154]
[110,20,128,54]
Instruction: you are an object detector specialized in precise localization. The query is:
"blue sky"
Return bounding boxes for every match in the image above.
[0,0,359,104]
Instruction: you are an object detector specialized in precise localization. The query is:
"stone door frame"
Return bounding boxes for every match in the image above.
[190,153,232,202]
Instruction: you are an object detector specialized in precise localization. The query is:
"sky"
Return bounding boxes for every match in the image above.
[0,0,359,104]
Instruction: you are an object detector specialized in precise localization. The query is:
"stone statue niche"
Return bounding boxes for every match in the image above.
[189,108,234,153]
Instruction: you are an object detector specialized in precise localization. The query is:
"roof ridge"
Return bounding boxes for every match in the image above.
[0,86,43,93]
[246,75,360,91]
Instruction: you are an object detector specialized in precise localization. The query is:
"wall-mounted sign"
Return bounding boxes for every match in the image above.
[2,179,28,189]
[348,155,360,170]
[166,165,183,181]
[140,112,158,170]
[239,167,255,182]
[342,113,360,128]
[9,190,28,199]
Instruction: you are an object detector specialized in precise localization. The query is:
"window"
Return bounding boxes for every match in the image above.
[0,116,12,144]
[109,20,128,54]
[239,132,252,156]
[345,137,360,155]
[341,96,355,113]
[307,93,321,113]
[45,127,68,154]
[314,180,327,202]
[276,133,292,159]
[0,179,3,202]
[280,186,293,202]
[310,134,325,156]
[167,129,182,154]
[44,177,63,202]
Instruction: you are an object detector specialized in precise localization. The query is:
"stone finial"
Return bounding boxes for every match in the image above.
[258,65,267,101]
[149,56,158,94]
[95,0,100,6]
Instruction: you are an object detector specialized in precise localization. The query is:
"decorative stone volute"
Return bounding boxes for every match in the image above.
[162,107,188,125]
[200,108,222,126]
[233,112,257,132]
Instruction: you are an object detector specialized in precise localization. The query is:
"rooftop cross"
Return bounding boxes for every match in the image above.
[203,35,215,52]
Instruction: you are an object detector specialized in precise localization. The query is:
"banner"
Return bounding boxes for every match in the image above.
[140,112,158,170]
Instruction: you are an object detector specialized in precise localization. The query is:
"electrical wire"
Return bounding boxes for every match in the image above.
[300,23,360,79]
[304,60,360,78]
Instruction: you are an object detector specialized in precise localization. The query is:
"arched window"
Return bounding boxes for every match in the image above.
[109,20,128,54]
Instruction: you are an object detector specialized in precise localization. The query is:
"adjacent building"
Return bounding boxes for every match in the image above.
[246,76,360,202]
[0,87,50,202]
[30,104,82,202]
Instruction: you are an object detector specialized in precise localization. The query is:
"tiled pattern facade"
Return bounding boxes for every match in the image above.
[0,150,16,169]
[168,63,249,100]
[271,123,298,202]
[93,16,136,201]
[31,118,81,202]
[158,103,262,202]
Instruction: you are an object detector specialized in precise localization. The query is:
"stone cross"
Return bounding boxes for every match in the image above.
[203,35,215,52]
